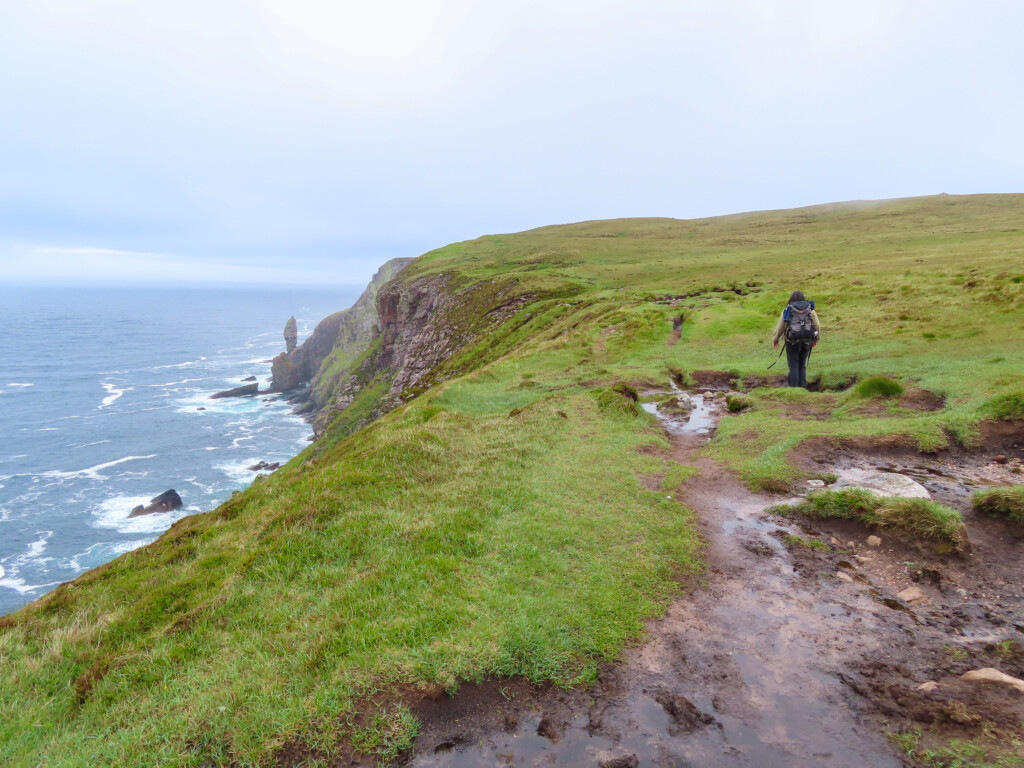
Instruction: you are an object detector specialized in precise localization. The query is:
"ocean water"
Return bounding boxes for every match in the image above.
[0,284,358,616]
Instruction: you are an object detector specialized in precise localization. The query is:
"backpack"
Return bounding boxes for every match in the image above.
[784,300,817,343]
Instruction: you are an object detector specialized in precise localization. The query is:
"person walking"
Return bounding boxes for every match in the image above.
[772,290,820,388]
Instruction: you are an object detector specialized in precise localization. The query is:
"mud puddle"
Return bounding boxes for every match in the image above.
[410,391,910,767]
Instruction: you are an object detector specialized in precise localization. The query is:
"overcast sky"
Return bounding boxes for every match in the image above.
[1,1,1021,285]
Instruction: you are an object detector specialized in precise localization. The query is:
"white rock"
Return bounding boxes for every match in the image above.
[867,535,882,547]
[854,555,873,563]
[961,668,1024,693]
[674,392,692,411]
[806,479,826,489]
[916,681,939,693]
[831,468,931,499]
[836,571,854,583]
[703,391,715,398]
[897,586,929,605]
[829,536,844,547]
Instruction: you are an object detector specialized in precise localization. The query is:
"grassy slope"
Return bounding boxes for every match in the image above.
[2,195,1023,766]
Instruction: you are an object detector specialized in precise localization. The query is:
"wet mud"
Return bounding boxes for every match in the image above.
[407,392,1023,767]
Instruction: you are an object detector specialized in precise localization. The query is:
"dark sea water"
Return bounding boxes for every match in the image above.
[0,284,358,615]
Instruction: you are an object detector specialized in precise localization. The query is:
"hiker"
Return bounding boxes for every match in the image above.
[772,290,820,388]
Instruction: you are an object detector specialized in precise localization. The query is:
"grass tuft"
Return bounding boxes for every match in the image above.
[781,490,968,553]
[855,376,905,398]
[981,390,1024,421]
[972,485,1024,523]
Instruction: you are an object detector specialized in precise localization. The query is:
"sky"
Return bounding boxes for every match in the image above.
[1,0,1021,285]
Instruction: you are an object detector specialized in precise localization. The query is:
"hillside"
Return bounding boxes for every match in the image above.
[2,194,1023,767]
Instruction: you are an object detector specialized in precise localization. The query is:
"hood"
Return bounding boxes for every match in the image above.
[789,300,813,311]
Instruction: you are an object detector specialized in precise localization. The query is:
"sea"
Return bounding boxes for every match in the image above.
[0,284,359,616]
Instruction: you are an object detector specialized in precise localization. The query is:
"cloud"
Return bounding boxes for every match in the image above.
[0,1,1021,284]
[0,246,363,285]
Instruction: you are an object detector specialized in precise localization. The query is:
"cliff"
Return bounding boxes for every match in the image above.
[270,253,538,440]
[269,257,413,404]
[7,195,1023,768]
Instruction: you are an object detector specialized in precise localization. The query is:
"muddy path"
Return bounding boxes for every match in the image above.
[407,391,1024,768]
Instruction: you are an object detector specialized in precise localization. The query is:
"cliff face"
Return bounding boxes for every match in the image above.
[269,257,413,400]
[303,269,533,437]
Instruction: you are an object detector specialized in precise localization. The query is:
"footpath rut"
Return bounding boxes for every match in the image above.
[409,393,911,767]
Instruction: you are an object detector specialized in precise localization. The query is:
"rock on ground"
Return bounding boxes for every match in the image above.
[832,468,931,499]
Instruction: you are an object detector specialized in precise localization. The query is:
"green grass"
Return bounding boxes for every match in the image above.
[972,485,1024,523]
[2,194,1024,765]
[783,534,831,551]
[778,489,969,553]
[981,390,1024,420]
[855,375,905,398]
[890,729,1024,768]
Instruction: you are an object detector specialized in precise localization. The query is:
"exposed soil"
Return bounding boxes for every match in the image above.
[402,397,1024,767]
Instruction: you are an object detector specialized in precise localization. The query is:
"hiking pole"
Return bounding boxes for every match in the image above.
[767,344,786,370]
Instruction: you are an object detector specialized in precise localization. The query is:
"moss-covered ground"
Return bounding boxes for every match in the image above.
[2,194,1023,766]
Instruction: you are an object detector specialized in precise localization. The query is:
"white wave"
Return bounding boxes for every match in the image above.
[75,440,110,449]
[140,377,213,388]
[150,357,207,370]
[174,391,267,415]
[99,382,130,409]
[39,454,158,481]
[65,539,150,573]
[7,382,34,388]
[0,532,60,595]
[26,531,52,559]
[0,571,62,595]
[37,427,60,432]
[214,459,261,484]
[90,494,190,534]
[203,446,219,451]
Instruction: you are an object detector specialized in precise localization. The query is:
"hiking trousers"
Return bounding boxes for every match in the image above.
[785,341,812,388]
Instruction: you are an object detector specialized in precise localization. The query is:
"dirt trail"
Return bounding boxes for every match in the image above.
[409,394,923,767]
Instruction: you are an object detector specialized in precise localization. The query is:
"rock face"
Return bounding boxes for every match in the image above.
[284,316,297,354]
[831,468,931,499]
[128,490,183,518]
[269,258,414,396]
[210,383,259,399]
[268,256,535,440]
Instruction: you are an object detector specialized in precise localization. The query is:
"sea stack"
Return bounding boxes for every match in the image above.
[128,490,183,518]
[284,316,298,354]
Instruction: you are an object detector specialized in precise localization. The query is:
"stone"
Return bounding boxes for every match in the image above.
[806,479,826,489]
[961,668,1024,693]
[993,454,1008,464]
[210,383,259,399]
[654,691,717,734]
[867,535,882,547]
[703,391,715,398]
[831,468,931,499]
[829,536,844,547]
[836,571,854,583]
[128,489,183,518]
[248,460,281,472]
[284,315,298,354]
[600,757,639,768]
[916,681,939,693]
[673,392,693,412]
[854,555,873,563]
[241,375,257,382]
[897,586,929,605]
